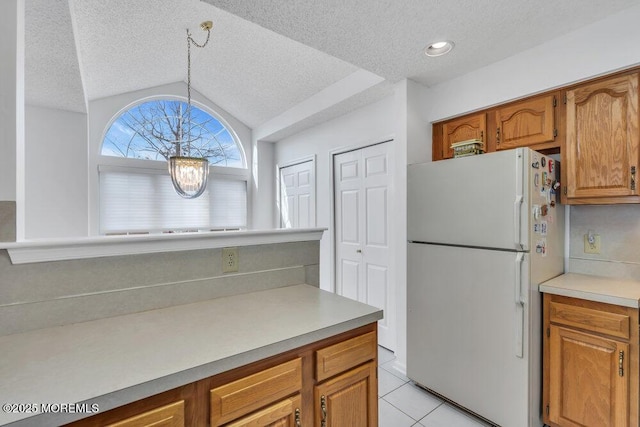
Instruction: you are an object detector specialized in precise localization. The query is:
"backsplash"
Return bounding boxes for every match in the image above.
[0,240,319,336]
[569,205,640,280]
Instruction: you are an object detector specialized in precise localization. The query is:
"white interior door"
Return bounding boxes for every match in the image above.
[334,142,395,350]
[279,160,315,228]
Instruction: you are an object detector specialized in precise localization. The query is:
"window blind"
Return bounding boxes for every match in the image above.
[100,169,247,234]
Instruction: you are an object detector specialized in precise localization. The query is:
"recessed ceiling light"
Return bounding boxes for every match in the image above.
[425,41,454,57]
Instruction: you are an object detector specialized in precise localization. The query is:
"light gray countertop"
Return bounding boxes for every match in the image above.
[539,273,640,308]
[0,284,382,426]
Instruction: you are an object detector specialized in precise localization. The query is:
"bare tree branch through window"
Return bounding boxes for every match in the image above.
[102,100,242,167]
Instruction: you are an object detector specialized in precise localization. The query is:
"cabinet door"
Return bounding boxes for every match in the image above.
[441,113,486,159]
[565,73,639,201]
[549,326,629,427]
[105,401,184,427]
[495,94,556,150]
[225,394,302,427]
[314,362,377,427]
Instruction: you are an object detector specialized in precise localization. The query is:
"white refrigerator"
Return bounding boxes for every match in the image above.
[407,148,564,427]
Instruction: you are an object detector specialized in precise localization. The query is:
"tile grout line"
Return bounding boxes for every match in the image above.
[380,388,445,424]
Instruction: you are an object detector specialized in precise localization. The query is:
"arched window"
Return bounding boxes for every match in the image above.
[99,99,247,234]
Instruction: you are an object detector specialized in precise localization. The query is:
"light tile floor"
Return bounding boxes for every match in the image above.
[378,346,492,427]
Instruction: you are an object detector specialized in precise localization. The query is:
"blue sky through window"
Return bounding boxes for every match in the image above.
[102,100,243,168]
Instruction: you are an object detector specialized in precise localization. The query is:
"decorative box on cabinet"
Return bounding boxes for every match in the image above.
[437,113,486,160]
[543,294,639,427]
[563,72,640,204]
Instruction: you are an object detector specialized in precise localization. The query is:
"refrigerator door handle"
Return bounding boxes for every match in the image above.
[515,253,525,358]
[513,195,523,247]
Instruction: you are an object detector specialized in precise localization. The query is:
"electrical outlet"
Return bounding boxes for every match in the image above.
[222,247,239,273]
[584,233,601,254]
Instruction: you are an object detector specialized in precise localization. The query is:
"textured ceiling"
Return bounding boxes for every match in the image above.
[25,0,86,113]
[24,0,640,136]
[204,0,640,87]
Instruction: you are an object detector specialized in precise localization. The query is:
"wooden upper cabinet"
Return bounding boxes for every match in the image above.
[441,113,486,159]
[564,73,640,202]
[494,94,557,150]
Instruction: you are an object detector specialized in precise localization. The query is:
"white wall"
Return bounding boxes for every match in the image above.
[250,140,275,229]
[0,0,22,201]
[0,0,25,240]
[87,82,252,235]
[272,95,396,290]
[423,4,640,124]
[25,105,88,238]
[270,90,412,372]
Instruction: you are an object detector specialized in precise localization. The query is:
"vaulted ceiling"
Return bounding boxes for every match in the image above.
[25,0,640,138]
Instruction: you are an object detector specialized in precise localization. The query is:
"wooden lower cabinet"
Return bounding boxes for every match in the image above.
[209,358,303,426]
[106,401,185,427]
[65,323,377,427]
[224,395,302,427]
[543,294,639,427]
[314,362,377,427]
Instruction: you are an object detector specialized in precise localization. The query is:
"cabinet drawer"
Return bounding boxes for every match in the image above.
[210,358,302,426]
[106,401,184,427]
[549,301,630,340]
[316,331,376,382]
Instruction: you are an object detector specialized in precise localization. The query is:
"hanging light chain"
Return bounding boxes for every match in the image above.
[185,23,212,156]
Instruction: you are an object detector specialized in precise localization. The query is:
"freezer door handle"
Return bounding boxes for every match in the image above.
[515,253,525,358]
[513,195,523,247]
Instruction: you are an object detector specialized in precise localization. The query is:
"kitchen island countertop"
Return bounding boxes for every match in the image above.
[0,284,382,426]
[540,273,640,308]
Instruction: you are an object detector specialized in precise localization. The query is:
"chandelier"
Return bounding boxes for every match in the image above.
[169,21,213,199]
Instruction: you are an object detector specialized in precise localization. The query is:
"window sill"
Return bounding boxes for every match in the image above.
[1,228,325,265]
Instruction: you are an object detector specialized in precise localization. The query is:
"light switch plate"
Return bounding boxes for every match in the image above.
[222,247,239,273]
[584,234,601,254]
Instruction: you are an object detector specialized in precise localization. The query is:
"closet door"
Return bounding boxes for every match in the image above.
[279,160,315,228]
[334,142,394,350]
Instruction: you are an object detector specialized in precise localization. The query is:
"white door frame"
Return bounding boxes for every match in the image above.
[330,136,395,348]
[276,155,317,228]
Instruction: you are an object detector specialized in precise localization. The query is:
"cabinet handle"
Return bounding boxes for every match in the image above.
[631,166,636,191]
[295,408,301,427]
[619,351,624,377]
[496,127,500,145]
[320,395,327,427]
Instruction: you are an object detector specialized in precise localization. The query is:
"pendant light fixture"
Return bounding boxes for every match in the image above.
[169,21,213,199]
